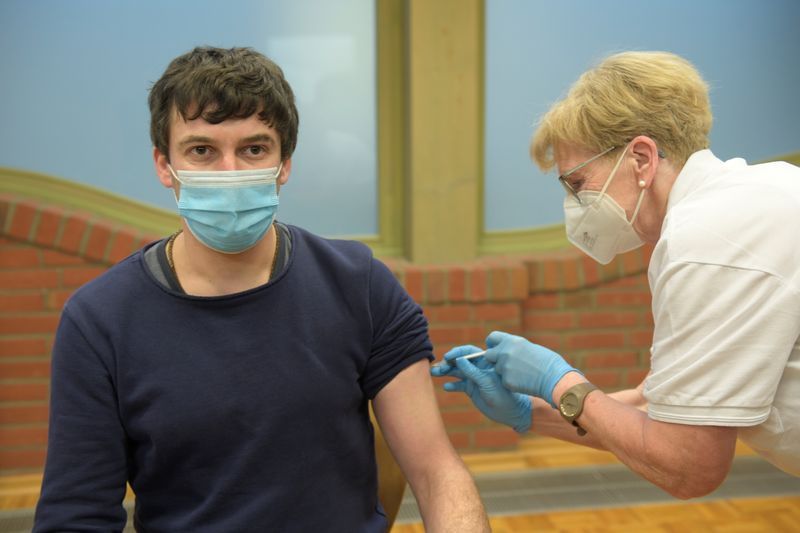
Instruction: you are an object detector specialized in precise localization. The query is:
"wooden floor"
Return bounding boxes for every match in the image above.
[3,437,799,532]
[391,437,800,532]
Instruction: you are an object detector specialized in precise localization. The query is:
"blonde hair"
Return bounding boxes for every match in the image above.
[530,51,712,170]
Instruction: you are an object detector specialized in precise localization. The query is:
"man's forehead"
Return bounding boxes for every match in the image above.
[169,107,278,139]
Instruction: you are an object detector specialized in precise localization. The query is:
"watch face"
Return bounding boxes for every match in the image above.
[561,393,580,417]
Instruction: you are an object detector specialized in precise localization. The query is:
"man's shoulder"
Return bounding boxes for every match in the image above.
[286,224,374,264]
[65,244,153,310]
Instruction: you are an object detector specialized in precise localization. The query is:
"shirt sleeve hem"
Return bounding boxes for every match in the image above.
[364,351,434,400]
[648,402,770,427]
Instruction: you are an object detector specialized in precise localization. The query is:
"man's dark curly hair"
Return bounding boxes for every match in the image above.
[149,46,299,161]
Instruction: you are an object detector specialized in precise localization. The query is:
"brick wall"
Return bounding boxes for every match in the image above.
[0,194,654,475]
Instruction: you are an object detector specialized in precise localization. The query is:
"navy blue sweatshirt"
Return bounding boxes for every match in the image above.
[34,224,432,533]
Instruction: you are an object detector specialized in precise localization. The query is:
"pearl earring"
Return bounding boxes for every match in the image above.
[638,180,646,188]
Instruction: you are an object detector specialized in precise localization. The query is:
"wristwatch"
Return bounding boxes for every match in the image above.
[558,382,599,436]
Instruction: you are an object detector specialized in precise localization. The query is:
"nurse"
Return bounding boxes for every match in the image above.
[432,51,800,498]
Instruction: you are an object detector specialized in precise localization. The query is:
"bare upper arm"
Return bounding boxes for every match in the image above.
[372,359,462,482]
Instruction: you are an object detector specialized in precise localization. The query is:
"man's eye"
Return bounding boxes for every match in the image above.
[245,145,266,156]
[569,178,585,191]
[191,146,209,156]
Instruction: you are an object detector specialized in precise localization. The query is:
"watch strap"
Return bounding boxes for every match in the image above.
[559,382,598,436]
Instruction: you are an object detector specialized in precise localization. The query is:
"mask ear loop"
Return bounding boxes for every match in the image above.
[629,186,646,225]
[597,143,631,200]
[167,164,183,205]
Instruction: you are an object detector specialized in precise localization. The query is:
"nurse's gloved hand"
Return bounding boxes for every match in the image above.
[483,331,576,408]
[430,345,487,379]
[444,356,532,434]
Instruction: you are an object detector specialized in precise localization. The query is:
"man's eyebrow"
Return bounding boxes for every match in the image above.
[178,135,214,147]
[241,134,277,146]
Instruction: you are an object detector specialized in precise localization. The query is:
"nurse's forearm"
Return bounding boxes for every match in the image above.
[546,372,737,499]
[530,379,648,450]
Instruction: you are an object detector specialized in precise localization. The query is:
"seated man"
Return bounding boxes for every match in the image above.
[33,46,489,533]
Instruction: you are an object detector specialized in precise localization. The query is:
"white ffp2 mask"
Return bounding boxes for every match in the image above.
[563,147,645,265]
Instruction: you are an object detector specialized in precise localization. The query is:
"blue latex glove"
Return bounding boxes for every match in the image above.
[430,344,485,379]
[483,331,576,408]
[431,345,532,433]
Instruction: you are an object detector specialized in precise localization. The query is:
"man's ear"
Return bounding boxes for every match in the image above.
[154,147,174,188]
[630,136,660,188]
[278,158,292,186]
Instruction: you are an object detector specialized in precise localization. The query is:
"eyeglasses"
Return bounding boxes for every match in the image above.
[557,144,667,205]
[557,145,618,205]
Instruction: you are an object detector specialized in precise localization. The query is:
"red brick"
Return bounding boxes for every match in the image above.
[541,260,560,291]
[429,326,474,345]
[447,266,467,302]
[620,247,644,273]
[0,403,49,424]
[403,267,424,302]
[629,329,654,348]
[84,222,113,262]
[0,425,48,446]
[526,334,565,353]
[0,315,60,335]
[7,202,37,240]
[626,368,650,387]
[561,259,580,289]
[0,270,58,290]
[107,230,138,263]
[599,260,622,282]
[34,207,65,247]
[431,304,472,324]
[489,266,511,300]
[441,408,485,427]
[584,352,638,369]
[61,267,106,288]
[434,388,473,408]
[510,266,528,299]
[46,289,74,310]
[0,448,47,470]
[446,431,471,450]
[134,235,160,250]
[578,311,640,329]
[604,275,648,288]
[0,338,48,358]
[526,260,541,290]
[0,360,51,379]
[468,267,488,302]
[596,290,651,308]
[474,428,520,449]
[562,291,594,309]
[474,303,519,323]
[0,382,49,401]
[567,332,626,350]
[524,311,575,331]
[425,268,446,304]
[0,293,45,312]
[581,256,600,285]
[0,247,39,268]
[524,293,560,310]
[57,213,91,253]
[584,370,622,389]
[0,199,8,232]
[41,250,85,266]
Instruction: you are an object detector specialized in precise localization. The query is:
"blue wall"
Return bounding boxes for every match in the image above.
[2,1,798,237]
[485,0,800,230]
[0,0,377,236]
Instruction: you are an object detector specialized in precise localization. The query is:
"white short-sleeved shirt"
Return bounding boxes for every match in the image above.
[645,150,800,476]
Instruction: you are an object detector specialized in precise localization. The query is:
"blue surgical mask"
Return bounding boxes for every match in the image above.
[168,164,282,254]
